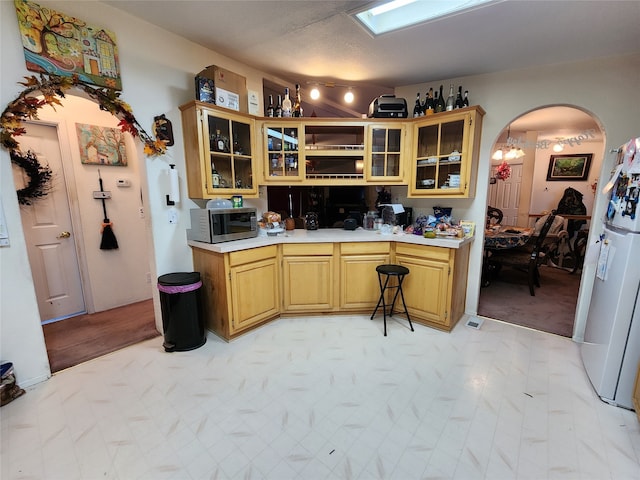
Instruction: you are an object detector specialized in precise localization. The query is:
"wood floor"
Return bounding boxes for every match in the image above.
[42,299,161,373]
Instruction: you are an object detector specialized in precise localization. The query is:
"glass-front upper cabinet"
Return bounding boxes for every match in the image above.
[262,122,303,182]
[366,123,405,182]
[179,101,258,199]
[409,106,485,198]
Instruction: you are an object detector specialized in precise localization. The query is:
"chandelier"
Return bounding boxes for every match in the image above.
[492,124,525,160]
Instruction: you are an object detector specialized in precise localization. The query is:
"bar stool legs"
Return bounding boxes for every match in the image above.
[370,264,414,336]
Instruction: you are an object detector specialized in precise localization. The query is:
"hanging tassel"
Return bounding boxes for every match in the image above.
[100,220,119,250]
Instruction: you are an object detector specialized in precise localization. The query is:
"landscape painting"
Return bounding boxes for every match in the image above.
[76,124,127,166]
[546,154,592,181]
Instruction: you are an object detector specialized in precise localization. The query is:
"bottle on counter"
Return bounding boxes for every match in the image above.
[445,84,455,111]
[266,94,274,117]
[425,88,434,115]
[292,84,303,117]
[275,95,283,117]
[455,86,464,109]
[282,87,292,117]
[413,92,422,117]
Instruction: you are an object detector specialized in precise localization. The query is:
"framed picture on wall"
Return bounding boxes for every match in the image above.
[546,154,592,181]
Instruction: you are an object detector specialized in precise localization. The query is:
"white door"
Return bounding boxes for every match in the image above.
[488,162,523,225]
[13,123,85,321]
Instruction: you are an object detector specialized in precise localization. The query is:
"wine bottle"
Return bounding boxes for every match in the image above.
[435,86,445,113]
[455,86,464,109]
[445,84,455,111]
[266,94,274,117]
[275,95,283,117]
[211,162,220,188]
[292,84,303,117]
[425,88,434,115]
[413,92,422,118]
[282,87,292,117]
[463,90,469,107]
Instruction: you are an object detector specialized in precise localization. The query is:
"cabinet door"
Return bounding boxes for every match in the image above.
[395,254,451,327]
[262,122,304,182]
[282,249,335,312]
[204,110,256,195]
[229,256,279,333]
[366,124,405,182]
[340,254,390,310]
[409,107,484,198]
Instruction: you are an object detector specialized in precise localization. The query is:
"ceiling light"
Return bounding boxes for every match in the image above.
[344,90,354,103]
[553,139,565,152]
[310,87,320,100]
[353,0,500,36]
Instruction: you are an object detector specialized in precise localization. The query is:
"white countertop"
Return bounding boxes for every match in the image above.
[188,227,474,253]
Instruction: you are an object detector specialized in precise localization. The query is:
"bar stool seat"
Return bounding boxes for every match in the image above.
[370,264,414,336]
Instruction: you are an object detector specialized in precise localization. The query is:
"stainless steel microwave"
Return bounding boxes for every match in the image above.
[187,207,257,243]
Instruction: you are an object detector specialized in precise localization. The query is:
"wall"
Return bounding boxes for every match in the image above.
[395,52,640,341]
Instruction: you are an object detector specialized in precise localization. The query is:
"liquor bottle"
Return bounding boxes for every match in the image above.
[266,95,274,117]
[425,88,434,115]
[293,84,303,117]
[413,92,422,117]
[435,86,445,113]
[282,87,292,117]
[463,90,469,107]
[445,84,455,111]
[212,129,226,152]
[233,133,242,154]
[455,86,464,109]
[211,162,220,188]
[275,95,283,117]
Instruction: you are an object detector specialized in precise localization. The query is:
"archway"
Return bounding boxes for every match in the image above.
[478,105,604,337]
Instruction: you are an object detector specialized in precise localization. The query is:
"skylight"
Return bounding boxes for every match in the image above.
[353,0,500,36]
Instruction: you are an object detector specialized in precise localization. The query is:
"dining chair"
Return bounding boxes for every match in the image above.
[486,206,503,228]
[490,213,558,296]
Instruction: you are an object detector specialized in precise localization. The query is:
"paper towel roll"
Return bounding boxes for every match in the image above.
[169,165,180,204]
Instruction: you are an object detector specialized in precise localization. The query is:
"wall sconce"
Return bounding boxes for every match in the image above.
[166,164,180,206]
[553,138,565,152]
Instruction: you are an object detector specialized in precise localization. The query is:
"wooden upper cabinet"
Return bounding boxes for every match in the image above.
[180,101,258,199]
[365,122,407,183]
[409,106,485,198]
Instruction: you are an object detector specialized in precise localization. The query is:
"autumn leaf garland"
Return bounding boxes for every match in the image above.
[1,74,167,157]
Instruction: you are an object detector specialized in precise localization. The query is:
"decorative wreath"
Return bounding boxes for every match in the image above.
[10,150,53,205]
[1,73,167,203]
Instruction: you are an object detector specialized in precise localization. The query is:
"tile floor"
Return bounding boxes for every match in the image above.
[1,315,639,480]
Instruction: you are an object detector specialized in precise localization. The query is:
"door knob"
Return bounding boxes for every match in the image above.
[57,231,71,239]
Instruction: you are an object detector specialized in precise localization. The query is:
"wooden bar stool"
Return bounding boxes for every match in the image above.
[370,264,414,336]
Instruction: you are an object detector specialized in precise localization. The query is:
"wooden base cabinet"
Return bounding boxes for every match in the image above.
[394,242,470,331]
[340,242,391,311]
[281,243,336,312]
[633,362,640,420]
[193,245,279,340]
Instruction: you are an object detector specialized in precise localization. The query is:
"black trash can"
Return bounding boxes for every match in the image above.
[157,272,206,352]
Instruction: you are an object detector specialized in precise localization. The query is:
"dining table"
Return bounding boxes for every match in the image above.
[482,225,534,287]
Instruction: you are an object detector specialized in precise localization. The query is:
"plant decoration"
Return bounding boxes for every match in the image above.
[1,73,166,204]
[495,160,511,181]
[10,149,53,205]
[1,74,167,157]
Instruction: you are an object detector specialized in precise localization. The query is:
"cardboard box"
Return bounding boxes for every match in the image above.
[195,65,247,113]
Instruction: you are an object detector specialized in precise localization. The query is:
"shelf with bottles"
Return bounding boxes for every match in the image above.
[264,124,302,180]
[206,116,254,191]
[409,106,484,198]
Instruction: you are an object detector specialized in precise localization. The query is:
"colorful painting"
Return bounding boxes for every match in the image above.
[14,0,121,90]
[76,124,127,166]
[546,154,593,181]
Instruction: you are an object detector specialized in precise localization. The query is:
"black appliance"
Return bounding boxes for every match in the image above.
[368,95,408,118]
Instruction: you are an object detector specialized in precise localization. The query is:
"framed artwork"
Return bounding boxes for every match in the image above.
[76,124,128,166]
[546,154,592,181]
[14,0,122,89]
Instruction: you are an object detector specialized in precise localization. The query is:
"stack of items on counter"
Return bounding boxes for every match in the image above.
[406,207,474,239]
[258,211,284,236]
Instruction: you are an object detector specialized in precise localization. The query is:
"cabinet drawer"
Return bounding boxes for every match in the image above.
[340,242,390,255]
[229,245,278,266]
[282,243,333,256]
[395,243,451,262]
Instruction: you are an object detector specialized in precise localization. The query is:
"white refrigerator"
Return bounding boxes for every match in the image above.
[581,138,640,410]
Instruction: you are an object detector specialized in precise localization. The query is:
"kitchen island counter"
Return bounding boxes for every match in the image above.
[188,227,473,253]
